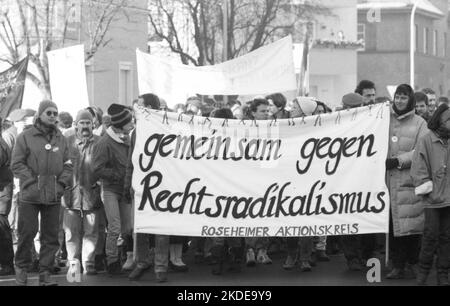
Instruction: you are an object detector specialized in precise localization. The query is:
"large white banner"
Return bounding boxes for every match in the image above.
[47,44,89,116]
[133,104,391,237]
[137,36,297,107]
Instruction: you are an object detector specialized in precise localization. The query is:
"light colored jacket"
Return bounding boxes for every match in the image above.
[387,108,428,237]
[411,131,450,209]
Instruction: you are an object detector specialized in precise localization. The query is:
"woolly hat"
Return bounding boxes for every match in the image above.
[38,100,58,117]
[58,112,73,128]
[342,93,364,109]
[75,109,94,123]
[107,103,132,129]
[296,97,318,116]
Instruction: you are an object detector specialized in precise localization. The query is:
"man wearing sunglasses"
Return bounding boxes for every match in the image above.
[11,100,73,286]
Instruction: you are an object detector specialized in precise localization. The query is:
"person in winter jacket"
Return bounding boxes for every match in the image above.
[92,103,134,275]
[0,117,14,276]
[126,95,170,283]
[63,110,102,277]
[411,103,450,286]
[11,100,73,286]
[385,84,428,280]
[266,93,290,119]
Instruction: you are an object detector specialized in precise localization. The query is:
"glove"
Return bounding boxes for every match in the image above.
[386,158,400,170]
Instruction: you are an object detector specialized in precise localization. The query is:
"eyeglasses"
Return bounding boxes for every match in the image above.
[46,111,58,117]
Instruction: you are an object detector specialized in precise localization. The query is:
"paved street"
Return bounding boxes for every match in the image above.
[0,250,438,287]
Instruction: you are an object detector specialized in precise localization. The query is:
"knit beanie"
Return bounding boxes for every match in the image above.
[75,109,94,123]
[38,100,58,117]
[107,103,132,129]
[296,97,318,116]
[342,93,364,109]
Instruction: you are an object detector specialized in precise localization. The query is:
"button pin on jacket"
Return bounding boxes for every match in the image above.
[392,136,398,143]
[45,144,52,151]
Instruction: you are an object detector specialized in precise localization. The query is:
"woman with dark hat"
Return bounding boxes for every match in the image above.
[385,84,428,280]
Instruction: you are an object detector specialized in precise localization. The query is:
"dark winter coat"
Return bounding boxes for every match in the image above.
[10,123,73,205]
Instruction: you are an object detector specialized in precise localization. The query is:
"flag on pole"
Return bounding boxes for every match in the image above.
[0,57,29,120]
[297,30,312,97]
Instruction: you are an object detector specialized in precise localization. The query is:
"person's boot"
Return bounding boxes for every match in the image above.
[155,271,168,283]
[0,265,14,276]
[299,260,312,272]
[404,263,418,279]
[283,254,296,270]
[39,271,58,286]
[309,252,317,267]
[169,244,188,272]
[256,248,272,264]
[107,261,124,276]
[210,245,225,276]
[122,252,135,271]
[437,270,450,286]
[15,267,27,286]
[128,262,150,281]
[416,267,429,286]
[228,247,243,273]
[316,250,330,262]
[386,268,405,280]
[246,248,256,267]
[84,263,97,276]
[67,260,81,279]
[95,254,106,272]
[27,259,39,273]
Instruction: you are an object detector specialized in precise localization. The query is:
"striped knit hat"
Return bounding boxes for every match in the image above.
[107,103,132,129]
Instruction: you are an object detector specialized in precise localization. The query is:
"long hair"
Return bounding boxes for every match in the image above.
[428,103,449,132]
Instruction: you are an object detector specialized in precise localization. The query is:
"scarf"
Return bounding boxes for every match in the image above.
[34,118,57,141]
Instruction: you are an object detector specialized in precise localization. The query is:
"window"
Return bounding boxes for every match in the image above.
[433,30,438,56]
[423,27,429,54]
[119,62,133,106]
[357,23,365,51]
[85,59,94,105]
[444,33,448,57]
[415,24,419,52]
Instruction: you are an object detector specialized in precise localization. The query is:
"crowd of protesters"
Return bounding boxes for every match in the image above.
[0,80,449,286]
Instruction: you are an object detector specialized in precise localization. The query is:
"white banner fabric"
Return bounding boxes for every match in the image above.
[47,44,89,117]
[136,36,297,107]
[133,104,391,237]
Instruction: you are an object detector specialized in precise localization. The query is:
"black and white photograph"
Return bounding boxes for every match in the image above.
[0,0,449,293]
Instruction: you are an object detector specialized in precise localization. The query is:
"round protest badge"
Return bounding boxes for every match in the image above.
[391,136,398,143]
[45,144,52,151]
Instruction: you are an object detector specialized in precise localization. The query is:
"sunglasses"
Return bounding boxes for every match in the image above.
[46,111,58,117]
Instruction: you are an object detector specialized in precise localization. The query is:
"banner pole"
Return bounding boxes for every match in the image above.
[385,233,389,268]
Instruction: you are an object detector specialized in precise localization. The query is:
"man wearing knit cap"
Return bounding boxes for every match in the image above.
[342,93,364,110]
[63,110,102,277]
[92,103,135,275]
[11,100,73,286]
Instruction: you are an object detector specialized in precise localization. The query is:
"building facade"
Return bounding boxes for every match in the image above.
[0,0,148,114]
[308,0,359,108]
[357,0,449,98]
